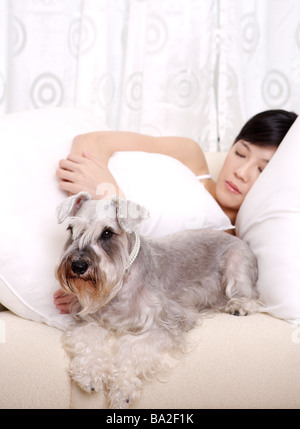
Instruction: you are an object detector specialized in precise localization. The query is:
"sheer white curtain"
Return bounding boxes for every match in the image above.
[0,0,299,151]
[218,0,300,150]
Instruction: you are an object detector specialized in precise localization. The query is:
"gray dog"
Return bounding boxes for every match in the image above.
[56,192,260,409]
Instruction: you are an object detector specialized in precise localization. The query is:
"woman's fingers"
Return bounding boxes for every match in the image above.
[56,152,120,199]
[56,168,74,181]
[59,179,81,195]
[58,158,80,171]
[66,153,86,163]
[54,289,76,314]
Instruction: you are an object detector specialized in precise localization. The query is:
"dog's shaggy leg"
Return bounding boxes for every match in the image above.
[107,373,143,409]
[106,332,170,409]
[223,246,262,316]
[64,322,111,393]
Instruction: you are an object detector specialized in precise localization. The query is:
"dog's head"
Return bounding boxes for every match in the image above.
[55,192,149,316]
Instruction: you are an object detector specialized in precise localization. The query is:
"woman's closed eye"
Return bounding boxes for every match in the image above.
[235,150,246,158]
[236,150,265,173]
[258,164,267,173]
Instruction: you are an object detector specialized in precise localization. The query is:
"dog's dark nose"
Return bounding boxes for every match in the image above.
[71,260,89,276]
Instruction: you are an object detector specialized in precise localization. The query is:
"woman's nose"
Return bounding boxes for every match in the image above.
[235,164,250,182]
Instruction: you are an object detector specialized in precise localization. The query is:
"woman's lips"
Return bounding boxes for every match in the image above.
[225,181,241,195]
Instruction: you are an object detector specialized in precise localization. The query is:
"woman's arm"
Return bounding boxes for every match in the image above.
[71,131,209,176]
[56,131,211,198]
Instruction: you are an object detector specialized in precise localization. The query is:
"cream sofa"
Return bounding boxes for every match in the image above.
[0,152,300,410]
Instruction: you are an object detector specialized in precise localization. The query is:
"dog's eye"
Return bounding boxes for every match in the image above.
[100,229,114,240]
[67,226,73,235]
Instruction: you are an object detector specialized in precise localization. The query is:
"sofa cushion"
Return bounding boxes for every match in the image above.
[0,311,70,409]
[68,314,300,409]
[2,311,299,409]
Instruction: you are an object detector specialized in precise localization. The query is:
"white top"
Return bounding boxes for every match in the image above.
[196,174,212,180]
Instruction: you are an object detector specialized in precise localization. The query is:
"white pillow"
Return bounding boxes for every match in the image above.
[0,107,110,330]
[0,107,232,331]
[108,151,233,237]
[236,117,300,324]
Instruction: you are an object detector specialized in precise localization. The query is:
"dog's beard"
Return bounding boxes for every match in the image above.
[56,258,125,317]
[56,232,130,317]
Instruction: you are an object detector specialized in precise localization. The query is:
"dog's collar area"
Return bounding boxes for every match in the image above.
[125,232,141,271]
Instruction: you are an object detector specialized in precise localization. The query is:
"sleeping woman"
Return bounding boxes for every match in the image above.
[54,109,297,313]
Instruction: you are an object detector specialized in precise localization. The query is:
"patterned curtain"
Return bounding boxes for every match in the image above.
[0,0,299,151]
[217,0,300,150]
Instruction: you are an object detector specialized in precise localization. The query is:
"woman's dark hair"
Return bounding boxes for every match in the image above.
[234,109,298,148]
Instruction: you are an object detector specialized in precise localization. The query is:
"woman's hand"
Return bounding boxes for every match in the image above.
[54,289,78,314]
[56,151,123,199]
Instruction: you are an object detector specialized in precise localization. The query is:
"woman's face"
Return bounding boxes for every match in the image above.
[216,140,277,211]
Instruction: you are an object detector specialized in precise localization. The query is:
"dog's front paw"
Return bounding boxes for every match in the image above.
[107,378,142,409]
[76,376,103,394]
[70,361,103,393]
[108,390,133,409]
[225,302,248,316]
[225,298,263,316]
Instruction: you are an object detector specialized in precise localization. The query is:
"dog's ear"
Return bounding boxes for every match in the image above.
[112,198,149,233]
[56,192,91,224]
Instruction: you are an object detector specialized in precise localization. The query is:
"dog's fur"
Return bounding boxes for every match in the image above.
[56,192,260,408]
